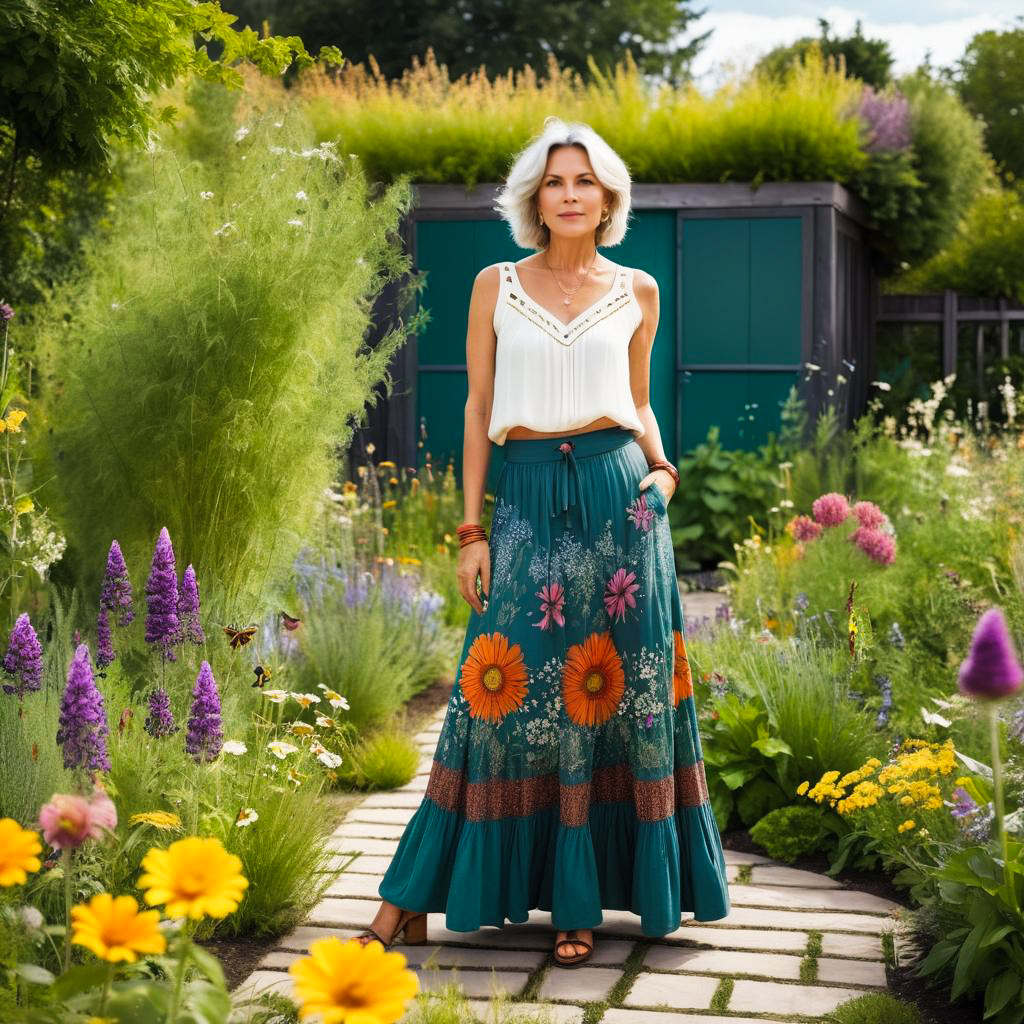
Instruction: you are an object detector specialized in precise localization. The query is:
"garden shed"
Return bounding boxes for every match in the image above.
[361,180,880,490]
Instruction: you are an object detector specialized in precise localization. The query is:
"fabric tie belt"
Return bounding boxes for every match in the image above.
[553,440,588,534]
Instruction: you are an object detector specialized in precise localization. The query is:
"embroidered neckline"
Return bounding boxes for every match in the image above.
[502,262,633,346]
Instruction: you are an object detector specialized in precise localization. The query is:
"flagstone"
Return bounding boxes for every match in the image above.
[333,821,408,839]
[643,945,804,981]
[816,957,888,988]
[538,966,623,1002]
[466,1000,585,1024]
[276,925,364,950]
[412,967,530,998]
[819,933,887,960]
[622,972,719,1010]
[326,872,385,897]
[750,865,844,889]
[728,980,864,1016]
[605,1012,791,1024]
[327,836,399,855]
[665,926,807,952]
[681,907,891,934]
[346,807,416,825]
[721,850,774,865]
[359,791,426,808]
[728,884,902,914]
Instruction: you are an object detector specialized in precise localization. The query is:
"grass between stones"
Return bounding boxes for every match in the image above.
[800,930,823,983]
[710,976,735,1011]
[735,864,754,884]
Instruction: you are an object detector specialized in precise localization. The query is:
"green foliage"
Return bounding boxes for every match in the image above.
[30,89,425,627]
[917,842,1024,1024]
[823,993,922,1024]
[749,804,840,863]
[330,723,421,790]
[954,26,1024,187]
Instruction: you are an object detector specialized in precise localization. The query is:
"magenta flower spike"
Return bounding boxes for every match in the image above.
[176,564,206,646]
[100,540,135,626]
[958,608,1024,700]
[95,606,115,669]
[145,527,180,662]
[185,661,223,762]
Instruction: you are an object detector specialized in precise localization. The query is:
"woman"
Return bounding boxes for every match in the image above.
[356,116,730,967]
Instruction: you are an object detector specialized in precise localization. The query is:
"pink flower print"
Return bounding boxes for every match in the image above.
[532,581,566,630]
[626,494,655,532]
[604,568,640,623]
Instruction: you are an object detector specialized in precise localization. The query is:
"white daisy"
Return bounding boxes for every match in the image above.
[236,807,258,827]
[267,740,299,759]
[222,740,248,756]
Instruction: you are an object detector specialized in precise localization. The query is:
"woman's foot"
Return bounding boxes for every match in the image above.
[354,900,425,947]
[554,928,594,966]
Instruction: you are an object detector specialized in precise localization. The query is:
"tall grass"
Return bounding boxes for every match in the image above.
[28,77,425,629]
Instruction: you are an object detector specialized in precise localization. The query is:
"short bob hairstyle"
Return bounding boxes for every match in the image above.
[493,116,633,251]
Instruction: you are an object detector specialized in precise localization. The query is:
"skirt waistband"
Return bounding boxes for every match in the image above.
[502,425,636,463]
[500,427,637,533]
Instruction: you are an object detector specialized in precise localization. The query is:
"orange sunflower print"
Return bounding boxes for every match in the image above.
[563,631,626,727]
[461,631,529,722]
[672,629,693,707]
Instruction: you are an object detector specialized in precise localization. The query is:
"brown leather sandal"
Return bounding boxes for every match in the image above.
[355,909,428,949]
[553,932,594,968]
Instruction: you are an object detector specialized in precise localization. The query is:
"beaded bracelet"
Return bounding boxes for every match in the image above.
[647,459,680,487]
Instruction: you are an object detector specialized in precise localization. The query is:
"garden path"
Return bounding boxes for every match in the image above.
[232,593,904,1022]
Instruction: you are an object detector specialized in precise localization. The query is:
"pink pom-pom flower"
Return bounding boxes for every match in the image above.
[850,526,896,565]
[811,492,851,527]
[789,515,822,542]
[958,608,1024,700]
[39,790,118,850]
[852,500,887,530]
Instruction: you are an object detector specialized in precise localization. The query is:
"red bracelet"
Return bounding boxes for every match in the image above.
[647,460,680,487]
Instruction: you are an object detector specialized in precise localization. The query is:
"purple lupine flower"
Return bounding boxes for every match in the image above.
[95,606,115,670]
[0,303,14,321]
[2,612,43,699]
[949,786,979,820]
[185,660,223,762]
[144,687,177,738]
[56,644,110,773]
[958,608,1024,700]
[857,84,911,153]
[145,527,179,662]
[100,540,134,626]
[175,564,205,646]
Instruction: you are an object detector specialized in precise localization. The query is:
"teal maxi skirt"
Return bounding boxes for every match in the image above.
[378,425,730,935]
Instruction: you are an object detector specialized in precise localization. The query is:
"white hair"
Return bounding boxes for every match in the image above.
[493,116,633,251]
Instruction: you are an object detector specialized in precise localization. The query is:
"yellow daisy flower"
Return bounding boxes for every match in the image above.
[0,818,42,886]
[138,836,248,919]
[289,935,420,1024]
[5,409,26,432]
[897,819,916,833]
[71,892,166,963]
[129,811,183,831]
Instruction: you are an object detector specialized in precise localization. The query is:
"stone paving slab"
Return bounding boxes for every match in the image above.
[820,932,886,960]
[360,791,429,808]
[817,956,888,988]
[333,821,409,839]
[727,884,901,914]
[728,979,863,1016]
[326,872,385,898]
[622,972,719,1011]
[339,854,396,874]
[606,1012,792,1024]
[327,836,399,855]
[538,966,623,1003]
[261,945,546,972]
[668,926,808,952]
[275,924,363,950]
[750,865,844,889]
[346,808,417,825]
[412,967,531,998]
[720,850,773,866]
[684,907,892,934]
[643,945,804,981]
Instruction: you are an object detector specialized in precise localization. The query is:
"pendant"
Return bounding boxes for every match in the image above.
[563,296,572,306]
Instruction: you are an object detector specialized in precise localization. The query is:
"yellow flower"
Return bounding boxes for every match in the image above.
[71,893,166,963]
[0,419,6,433]
[954,776,971,787]
[900,796,914,806]
[14,496,32,515]
[897,819,916,833]
[129,811,183,831]
[378,460,396,469]
[288,935,420,1024]
[796,781,809,796]
[138,836,248,919]
[381,500,397,509]
[5,409,27,432]
[0,818,42,886]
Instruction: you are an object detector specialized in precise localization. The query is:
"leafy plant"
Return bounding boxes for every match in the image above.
[749,804,842,863]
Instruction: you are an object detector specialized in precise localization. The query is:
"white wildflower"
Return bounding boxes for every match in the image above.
[287,218,304,227]
[267,740,299,759]
[213,222,235,237]
[235,125,250,142]
[316,750,343,769]
[200,191,214,200]
[870,380,892,391]
[222,740,248,756]
[295,190,308,201]
[235,808,258,827]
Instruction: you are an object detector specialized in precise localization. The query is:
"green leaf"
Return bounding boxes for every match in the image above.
[52,962,111,999]
[984,970,1020,1017]
[719,764,760,790]
[952,921,989,1000]
[179,979,232,1024]
[981,924,1016,948]
[14,962,55,985]
[915,940,958,977]
[188,942,226,988]
[751,735,793,759]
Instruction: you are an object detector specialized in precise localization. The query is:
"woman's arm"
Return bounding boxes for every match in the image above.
[462,264,500,526]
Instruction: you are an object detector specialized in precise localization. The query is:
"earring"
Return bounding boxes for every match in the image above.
[600,208,610,223]
[538,211,544,225]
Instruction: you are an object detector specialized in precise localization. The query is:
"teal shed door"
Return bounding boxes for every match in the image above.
[414,212,677,494]
[681,215,805,451]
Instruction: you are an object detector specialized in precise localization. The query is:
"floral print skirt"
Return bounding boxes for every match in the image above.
[378,426,730,935]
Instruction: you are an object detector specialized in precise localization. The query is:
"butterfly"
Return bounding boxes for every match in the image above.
[280,611,302,631]
[223,624,257,650]
[252,665,272,688]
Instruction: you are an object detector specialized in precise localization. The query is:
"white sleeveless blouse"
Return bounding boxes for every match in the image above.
[487,260,646,445]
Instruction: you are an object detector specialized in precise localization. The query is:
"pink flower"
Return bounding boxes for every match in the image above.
[811,492,851,527]
[604,568,639,623]
[532,582,566,631]
[958,607,1024,699]
[626,495,655,532]
[38,790,118,850]
[850,526,896,565]
[852,501,887,530]
[789,515,822,542]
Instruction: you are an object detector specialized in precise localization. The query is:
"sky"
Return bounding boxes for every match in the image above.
[686,2,1023,93]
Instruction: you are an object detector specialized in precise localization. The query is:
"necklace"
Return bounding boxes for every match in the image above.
[543,249,599,307]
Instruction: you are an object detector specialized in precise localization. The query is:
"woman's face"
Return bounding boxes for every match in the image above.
[535,145,611,242]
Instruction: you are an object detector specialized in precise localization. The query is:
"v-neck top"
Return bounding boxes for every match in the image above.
[487,259,645,445]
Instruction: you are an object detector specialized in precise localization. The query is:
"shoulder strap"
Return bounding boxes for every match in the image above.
[493,262,516,335]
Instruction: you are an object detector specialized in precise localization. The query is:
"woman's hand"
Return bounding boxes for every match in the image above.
[640,468,676,506]
[457,538,491,614]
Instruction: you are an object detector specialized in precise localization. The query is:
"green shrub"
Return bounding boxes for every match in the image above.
[823,993,921,1024]
[749,804,837,863]
[331,723,422,791]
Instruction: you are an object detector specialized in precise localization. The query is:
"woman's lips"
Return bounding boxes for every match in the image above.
[559,213,583,217]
